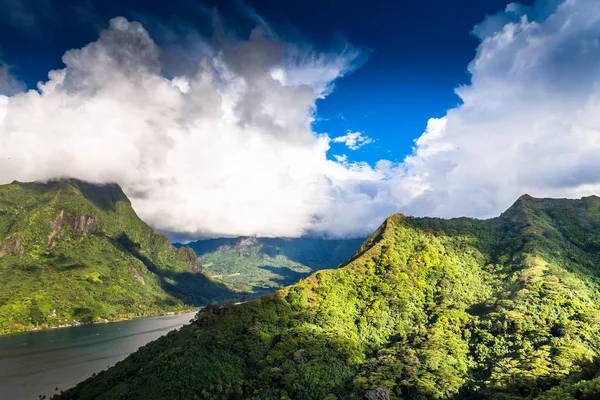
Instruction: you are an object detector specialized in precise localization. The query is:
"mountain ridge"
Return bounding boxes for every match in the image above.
[0,179,232,335]
[179,235,365,295]
[57,195,600,399]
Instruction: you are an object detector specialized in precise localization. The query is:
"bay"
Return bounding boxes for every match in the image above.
[0,312,196,399]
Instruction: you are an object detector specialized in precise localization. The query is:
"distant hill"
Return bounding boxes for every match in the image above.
[59,195,600,399]
[0,179,234,335]
[177,236,365,295]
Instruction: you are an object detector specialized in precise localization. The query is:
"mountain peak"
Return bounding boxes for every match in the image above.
[501,193,542,218]
[517,193,534,201]
[5,178,130,213]
[58,193,600,400]
[582,194,600,201]
[61,179,129,211]
[0,178,231,335]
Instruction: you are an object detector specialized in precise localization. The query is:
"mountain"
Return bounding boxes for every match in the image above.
[177,236,365,295]
[57,195,600,399]
[0,179,234,335]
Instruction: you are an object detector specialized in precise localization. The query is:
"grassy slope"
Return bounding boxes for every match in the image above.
[57,195,600,399]
[179,237,365,295]
[0,179,233,335]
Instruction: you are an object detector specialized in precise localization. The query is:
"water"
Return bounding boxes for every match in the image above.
[0,312,197,400]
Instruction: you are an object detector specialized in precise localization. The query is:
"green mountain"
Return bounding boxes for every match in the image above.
[57,195,600,399]
[0,179,233,335]
[177,236,365,295]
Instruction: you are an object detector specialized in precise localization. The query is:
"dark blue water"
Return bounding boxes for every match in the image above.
[0,312,196,400]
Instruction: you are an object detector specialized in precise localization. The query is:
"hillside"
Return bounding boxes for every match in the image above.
[57,195,600,399]
[178,237,365,295]
[0,179,233,335]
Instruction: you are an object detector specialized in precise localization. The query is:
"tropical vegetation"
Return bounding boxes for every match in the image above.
[179,236,364,295]
[0,179,233,335]
[57,194,600,399]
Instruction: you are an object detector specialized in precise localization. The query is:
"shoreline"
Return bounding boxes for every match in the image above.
[0,310,199,400]
[1,308,199,337]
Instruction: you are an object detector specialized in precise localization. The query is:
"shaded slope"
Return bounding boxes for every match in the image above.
[57,196,600,399]
[179,236,365,295]
[0,179,234,335]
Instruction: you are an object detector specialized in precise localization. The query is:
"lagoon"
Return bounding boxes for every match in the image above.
[0,312,196,400]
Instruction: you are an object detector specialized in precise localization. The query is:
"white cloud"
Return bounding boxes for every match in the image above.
[396,0,600,219]
[333,154,348,164]
[332,131,373,150]
[310,0,600,233]
[2,0,600,239]
[0,16,373,238]
[0,62,25,95]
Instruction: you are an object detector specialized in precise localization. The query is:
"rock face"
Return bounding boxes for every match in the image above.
[364,388,391,400]
[55,195,600,400]
[130,267,145,285]
[238,236,258,248]
[46,210,64,252]
[0,236,23,258]
[46,210,98,253]
[0,179,230,335]
[69,214,98,235]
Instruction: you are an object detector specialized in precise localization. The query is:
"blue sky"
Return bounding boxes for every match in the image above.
[247,0,536,164]
[1,0,533,165]
[2,0,598,239]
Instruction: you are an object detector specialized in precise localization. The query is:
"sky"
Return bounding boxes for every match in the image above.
[1,0,599,239]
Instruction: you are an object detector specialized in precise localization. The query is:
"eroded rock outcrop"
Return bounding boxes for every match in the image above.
[46,209,65,252]
[46,210,99,253]
[0,236,24,258]
[364,388,391,400]
[69,214,97,235]
[130,267,145,285]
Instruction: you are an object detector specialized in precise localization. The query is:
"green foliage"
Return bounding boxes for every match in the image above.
[536,375,600,399]
[57,195,600,399]
[0,179,234,335]
[180,236,364,295]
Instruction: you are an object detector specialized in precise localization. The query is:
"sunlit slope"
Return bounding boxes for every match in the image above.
[0,179,232,335]
[179,236,365,294]
[58,195,600,399]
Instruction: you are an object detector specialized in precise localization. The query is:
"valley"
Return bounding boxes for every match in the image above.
[2,0,598,398]
[0,179,234,335]
[4,180,600,399]
[179,236,365,295]
[56,195,600,399]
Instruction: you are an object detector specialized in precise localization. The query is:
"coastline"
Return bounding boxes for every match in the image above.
[0,307,199,337]
[0,311,199,400]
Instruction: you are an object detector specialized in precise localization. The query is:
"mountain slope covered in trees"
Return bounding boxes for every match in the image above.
[178,237,365,295]
[58,195,600,399]
[0,179,233,335]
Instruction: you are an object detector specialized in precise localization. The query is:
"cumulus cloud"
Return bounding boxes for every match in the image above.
[2,0,600,239]
[0,16,373,238]
[0,62,25,95]
[310,0,600,231]
[331,131,373,150]
[394,0,600,219]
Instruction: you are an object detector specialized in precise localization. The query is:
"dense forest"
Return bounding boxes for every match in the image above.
[178,237,364,295]
[57,195,600,399]
[0,179,234,335]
